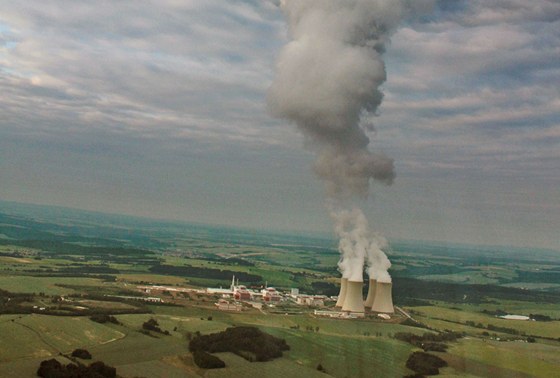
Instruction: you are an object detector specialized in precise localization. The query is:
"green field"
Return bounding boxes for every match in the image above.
[1,203,560,377]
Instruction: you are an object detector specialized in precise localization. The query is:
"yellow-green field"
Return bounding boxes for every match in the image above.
[0,276,110,295]
[446,338,560,377]
[0,314,125,361]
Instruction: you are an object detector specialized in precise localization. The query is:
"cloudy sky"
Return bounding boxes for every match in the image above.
[1,0,559,250]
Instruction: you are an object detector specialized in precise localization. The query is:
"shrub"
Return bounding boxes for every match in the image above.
[89,361,117,377]
[90,314,120,325]
[401,318,430,329]
[317,363,327,373]
[37,359,63,377]
[142,318,168,334]
[71,348,92,359]
[422,343,448,352]
[192,350,225,369]
[37,358,116,377]
[530,314,552,322]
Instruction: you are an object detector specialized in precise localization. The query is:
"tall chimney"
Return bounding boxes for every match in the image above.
[335,277,348,307]
[371,281,393,313]
[342,280,365,313]
[364,279,377,309]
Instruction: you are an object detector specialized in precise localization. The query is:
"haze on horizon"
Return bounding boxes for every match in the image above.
[0,1,559,251]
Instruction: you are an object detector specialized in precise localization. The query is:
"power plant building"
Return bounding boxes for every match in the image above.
[262,287,282,302]
[233,285,252,301]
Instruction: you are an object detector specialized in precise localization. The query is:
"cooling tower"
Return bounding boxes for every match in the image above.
[363,279,377,308]
[342,280,365,313]
[371,281,393,313]
[335,278,348,307]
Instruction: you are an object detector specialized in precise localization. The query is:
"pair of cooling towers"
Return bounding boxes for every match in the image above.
[335,278,394,314]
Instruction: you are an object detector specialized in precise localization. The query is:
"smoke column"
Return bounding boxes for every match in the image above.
[268,0,431,283]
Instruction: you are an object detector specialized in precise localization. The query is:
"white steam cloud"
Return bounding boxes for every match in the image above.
[332,208,391,283]
[268,0,433,283]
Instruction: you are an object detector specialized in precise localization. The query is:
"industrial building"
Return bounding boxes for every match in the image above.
[134,273,393,317]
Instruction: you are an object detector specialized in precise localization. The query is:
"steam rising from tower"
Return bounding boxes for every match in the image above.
[269,0,430,312]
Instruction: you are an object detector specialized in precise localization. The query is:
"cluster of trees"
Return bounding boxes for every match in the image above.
[395,331,464,375]
[405,352,448,376]
[205,256,255,267]
[311,281,337,296]
[529,313,553,322]
[466,320,526,336]
[400,318,431,329]
[148,264,262,282]
[316,363,327,373]
[89,314,121,325]
[142,318,169,335]
[189,326,290,367]
[71,349,92,359]
[37,359,115,378]
[486,324,523,335]
[394,331,463,352]
[0,289,33,314]
[481,309,508,316]
[191,350,226,369]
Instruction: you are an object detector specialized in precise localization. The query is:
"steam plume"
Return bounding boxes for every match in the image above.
[332,208,391,283]
[268,0,399,197]
[268,1,431,283]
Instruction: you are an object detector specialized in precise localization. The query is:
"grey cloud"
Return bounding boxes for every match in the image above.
[371,0,560,185]
[0,0,285,147]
